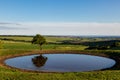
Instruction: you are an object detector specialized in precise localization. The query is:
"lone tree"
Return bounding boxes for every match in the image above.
[32,34,46,50]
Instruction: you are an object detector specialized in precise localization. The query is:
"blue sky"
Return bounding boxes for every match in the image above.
[0,0,120,35]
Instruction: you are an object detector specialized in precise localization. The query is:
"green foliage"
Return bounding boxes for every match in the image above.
[85,46,110,50]
[32,34,46,50]
[85,40,120,50]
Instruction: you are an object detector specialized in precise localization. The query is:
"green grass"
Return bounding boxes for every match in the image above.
[2,42,39,50]
[0,38,120,80]
[2,41,87,50]
[0,49,31,56]
[0,66,120,80]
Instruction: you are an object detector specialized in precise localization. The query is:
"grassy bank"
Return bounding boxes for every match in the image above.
[0,67,120,80]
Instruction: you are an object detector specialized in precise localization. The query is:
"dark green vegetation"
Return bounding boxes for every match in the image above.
[32,34,46,50]
[0,35,120,80]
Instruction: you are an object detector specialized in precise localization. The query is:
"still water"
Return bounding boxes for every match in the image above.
[5,54,116,72]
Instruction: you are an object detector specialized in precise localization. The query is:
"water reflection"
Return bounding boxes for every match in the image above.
[32,54,48,67]
[5,54,116,72]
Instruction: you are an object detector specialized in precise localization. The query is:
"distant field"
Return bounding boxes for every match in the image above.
[0,36,78,43]
[0,35,114,43]
[0,36,32,41]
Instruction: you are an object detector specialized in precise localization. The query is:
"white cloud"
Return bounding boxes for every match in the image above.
[0,22,120,35]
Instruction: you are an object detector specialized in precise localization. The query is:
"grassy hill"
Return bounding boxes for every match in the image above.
[0,35,120,80]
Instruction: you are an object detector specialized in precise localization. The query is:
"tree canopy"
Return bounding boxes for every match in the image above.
[32,34,46,50]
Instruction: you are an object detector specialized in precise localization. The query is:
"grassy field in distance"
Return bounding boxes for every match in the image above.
[0,35,116,43]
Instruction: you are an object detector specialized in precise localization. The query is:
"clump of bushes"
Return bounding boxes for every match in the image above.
[85,41,120,50]
[85,46,110,50]
[0,38,30,43]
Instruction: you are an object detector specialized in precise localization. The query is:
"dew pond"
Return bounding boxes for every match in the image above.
[5,54,116,72]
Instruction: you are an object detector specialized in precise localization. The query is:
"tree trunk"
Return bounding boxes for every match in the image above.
[39,44,42,50]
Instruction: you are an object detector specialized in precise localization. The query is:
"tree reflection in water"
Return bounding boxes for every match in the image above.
[32,54,48,67]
